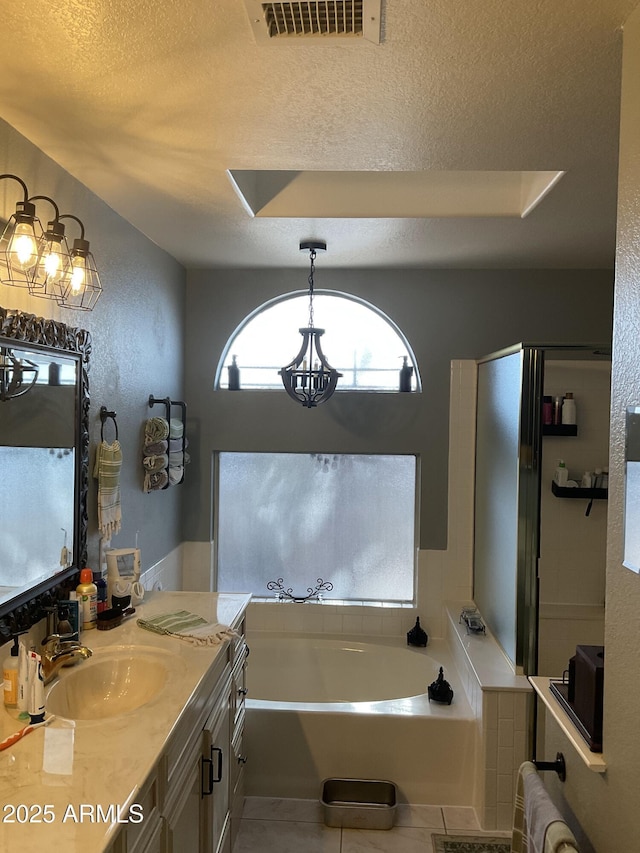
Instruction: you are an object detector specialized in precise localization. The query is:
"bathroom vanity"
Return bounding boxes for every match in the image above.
[0,591,250,853]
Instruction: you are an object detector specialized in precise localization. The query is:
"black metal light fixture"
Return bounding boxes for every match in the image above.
[0,174,43,287]
[28,195,72,301]
[0,174,102,310]
[279,241,341,408]
[58,214,102,311]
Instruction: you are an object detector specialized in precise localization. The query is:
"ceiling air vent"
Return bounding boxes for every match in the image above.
[244,1,382,44]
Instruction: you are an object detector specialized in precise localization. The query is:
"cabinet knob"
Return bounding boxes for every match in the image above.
[238,755,247,765]
[238,687,248,696]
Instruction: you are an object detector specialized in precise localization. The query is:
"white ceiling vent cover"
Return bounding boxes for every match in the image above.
[245,1,382,44]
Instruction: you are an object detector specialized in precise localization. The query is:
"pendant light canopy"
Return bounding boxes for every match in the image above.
[279,241,342,408]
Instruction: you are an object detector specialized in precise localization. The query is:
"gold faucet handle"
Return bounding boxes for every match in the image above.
[41,632,77,650]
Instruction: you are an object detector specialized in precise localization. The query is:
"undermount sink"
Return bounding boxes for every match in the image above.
[46,646,175,721]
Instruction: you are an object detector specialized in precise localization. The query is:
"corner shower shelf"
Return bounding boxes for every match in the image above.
[529,677,607,773]
[551,481,608,500]
[543,424,578,437]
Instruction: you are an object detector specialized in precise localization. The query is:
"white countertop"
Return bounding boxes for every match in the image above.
[0,591,251,852]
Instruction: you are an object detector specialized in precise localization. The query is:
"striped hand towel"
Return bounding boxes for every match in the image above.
[136,611,238,646]
[93,439,122,539]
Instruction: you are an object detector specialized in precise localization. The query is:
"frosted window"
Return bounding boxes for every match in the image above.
[216,292,420,391]
[217,453,416,601]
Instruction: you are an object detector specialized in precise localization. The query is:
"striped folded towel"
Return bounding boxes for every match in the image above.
[136,611,238,646]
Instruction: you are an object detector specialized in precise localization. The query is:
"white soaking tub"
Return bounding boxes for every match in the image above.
[244,633,477,805]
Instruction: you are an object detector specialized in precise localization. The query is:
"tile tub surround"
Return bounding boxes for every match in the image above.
[445,603,532,832]
[0,591,250,853]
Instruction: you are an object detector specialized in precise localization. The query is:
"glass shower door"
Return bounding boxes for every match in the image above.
[474,345,542,674]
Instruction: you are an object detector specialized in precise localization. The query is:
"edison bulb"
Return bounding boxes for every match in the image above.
[8,222,37,271]
[37,242,65,283]
[69,256,86,292]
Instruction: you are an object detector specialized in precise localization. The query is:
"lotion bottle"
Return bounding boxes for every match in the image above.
[3,637,19,709]
[77,568,98,630]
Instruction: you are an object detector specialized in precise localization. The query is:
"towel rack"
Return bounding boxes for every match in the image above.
[99,406,118,441]
[147,395,188,488]
[533,752,566,781]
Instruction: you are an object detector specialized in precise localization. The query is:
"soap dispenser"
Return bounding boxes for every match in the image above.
[227,355,240,391]
[407,617,428,647]
[399,356,413,392]
[428,667,454,705]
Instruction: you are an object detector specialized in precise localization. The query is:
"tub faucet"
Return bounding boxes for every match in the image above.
[40,633,93,684]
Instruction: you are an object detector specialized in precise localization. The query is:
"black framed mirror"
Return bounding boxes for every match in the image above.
[0,306,91,637]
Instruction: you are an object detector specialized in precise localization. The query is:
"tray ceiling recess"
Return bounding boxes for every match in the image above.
[226,170,566,218]
[244,1,382,44]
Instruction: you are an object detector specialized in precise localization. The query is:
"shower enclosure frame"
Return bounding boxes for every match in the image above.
[474,342,610,676]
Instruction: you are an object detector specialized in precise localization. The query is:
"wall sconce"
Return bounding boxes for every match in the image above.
[28,195,72,301]
[0,346,39,402]
[0,174,43,287]
[0,174,102,311]
[58,214,102,311]
[279,241,342,408]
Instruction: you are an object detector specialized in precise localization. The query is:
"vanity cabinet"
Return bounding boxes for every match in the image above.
[113,617,247,853]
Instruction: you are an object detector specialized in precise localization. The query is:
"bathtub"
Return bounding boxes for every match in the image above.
[244,632,477,804]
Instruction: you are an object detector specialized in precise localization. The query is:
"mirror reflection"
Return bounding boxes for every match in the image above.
[0,344,78,608]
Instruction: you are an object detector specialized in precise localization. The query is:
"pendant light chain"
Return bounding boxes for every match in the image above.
[307,248,316,328]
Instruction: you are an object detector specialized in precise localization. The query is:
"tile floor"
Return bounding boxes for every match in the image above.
[233,798,512,852]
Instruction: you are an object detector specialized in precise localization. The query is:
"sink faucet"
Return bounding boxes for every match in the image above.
[41,633,93,684]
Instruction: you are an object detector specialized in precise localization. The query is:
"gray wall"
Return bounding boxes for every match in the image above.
[539,7,640,851]
[184,267,613,550]
[0,119,186,575]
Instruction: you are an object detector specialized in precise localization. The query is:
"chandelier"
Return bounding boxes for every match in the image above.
[279,241,341,407]
[0,347,39,402]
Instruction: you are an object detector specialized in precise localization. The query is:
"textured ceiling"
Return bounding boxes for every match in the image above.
[0,0,637,269]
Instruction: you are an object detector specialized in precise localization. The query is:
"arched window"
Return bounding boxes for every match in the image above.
[215,290,421,392]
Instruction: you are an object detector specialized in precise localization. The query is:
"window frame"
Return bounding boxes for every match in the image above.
[214,289,422,393]
[213,450,420,605]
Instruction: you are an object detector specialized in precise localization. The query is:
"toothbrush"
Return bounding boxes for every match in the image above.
[0,715,56,751]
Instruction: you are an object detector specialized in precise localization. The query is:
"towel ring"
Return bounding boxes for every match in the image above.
[100,406,119,441]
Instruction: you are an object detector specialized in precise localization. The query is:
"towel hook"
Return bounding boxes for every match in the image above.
[100,406,118,441]
[533,752,566,782]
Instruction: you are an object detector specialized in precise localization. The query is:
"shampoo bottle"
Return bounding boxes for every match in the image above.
[555,460,569,486]
[3,637,19,709]
[562,392,577,425]
[77,568,98,630]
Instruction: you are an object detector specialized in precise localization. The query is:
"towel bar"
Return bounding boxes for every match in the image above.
[533,752,566,781]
